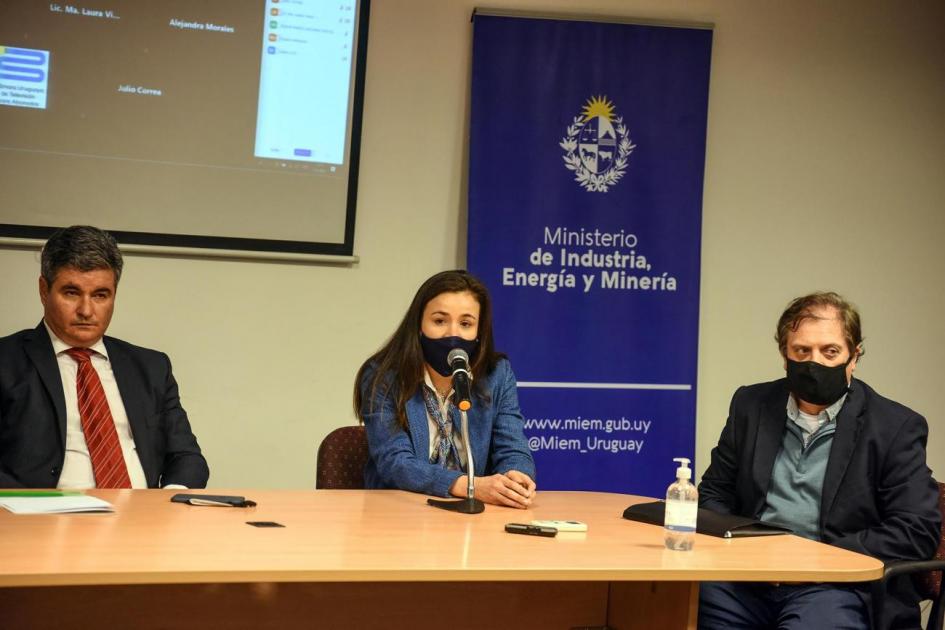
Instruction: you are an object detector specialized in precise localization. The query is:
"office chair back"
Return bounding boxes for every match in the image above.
[316,426,369,489]
[918,482,945,626]
[871,481,945,630]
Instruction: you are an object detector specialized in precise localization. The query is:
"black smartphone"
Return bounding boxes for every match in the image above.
[170,493,256,507]
[505,523,557,537]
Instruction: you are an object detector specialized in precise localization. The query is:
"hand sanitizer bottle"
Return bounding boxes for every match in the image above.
[664,457,698,551]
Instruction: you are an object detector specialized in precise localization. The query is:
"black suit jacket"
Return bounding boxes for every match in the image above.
[0,323,209,489]
[699,378,940,629]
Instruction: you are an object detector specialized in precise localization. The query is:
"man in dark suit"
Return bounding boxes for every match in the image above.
[0,225,209,489]
[698,292,940,630]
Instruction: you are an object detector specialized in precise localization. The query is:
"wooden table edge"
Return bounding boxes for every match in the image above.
[0,564,884,588]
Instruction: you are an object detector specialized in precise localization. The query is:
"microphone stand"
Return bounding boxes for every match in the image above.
[428,409,485,514]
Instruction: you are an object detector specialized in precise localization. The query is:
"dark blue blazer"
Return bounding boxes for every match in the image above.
[360,358,536,497]
[0,323,209,488]
[700,378,940,629]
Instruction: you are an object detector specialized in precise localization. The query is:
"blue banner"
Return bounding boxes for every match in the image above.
[467,14,712,496]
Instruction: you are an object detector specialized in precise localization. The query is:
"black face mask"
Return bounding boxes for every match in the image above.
[419,334,479,377]
[785,357,853,406]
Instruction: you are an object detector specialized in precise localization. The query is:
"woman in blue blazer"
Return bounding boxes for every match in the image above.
[354,270,536,508]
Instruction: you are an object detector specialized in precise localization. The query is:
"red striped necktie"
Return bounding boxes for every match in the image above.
[65,348,132,489]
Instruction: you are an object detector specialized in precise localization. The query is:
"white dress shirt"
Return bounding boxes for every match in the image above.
[45,322,149,489]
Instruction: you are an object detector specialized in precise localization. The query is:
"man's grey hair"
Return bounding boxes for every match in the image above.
[40,225,123,287]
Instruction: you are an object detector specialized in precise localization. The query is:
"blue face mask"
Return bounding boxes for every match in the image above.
[419,334,479,377]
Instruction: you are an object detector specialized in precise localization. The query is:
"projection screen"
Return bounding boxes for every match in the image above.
[0,0,370,258]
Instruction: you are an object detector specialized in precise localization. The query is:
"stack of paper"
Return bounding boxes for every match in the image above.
[0,493,114,514]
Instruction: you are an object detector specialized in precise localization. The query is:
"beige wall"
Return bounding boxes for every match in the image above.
[1,0,942,489]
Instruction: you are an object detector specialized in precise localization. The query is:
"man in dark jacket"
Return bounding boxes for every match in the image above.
[698,291,940,630]
[0,225,209,489]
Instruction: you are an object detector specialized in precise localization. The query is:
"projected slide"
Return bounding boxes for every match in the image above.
[0,0,369,255]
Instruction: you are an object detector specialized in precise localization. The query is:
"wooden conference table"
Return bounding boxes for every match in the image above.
[0,489,882,630]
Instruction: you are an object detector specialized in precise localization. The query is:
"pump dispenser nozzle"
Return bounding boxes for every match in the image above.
[673,457,692,480]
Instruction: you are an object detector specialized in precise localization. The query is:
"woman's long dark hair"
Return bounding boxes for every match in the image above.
[353,270,503,430]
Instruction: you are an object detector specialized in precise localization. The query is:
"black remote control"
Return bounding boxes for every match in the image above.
[505,523,557,537]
